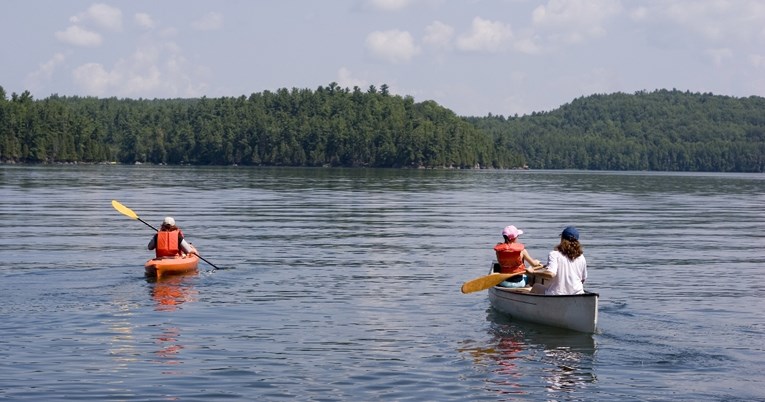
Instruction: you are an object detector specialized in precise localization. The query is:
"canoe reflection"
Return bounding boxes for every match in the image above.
[148,273,198,312]
[463,309,597,397]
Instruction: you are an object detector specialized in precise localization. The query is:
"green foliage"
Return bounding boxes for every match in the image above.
[1,86,762,171]
[0,83,504,168]
[467,90,765,172]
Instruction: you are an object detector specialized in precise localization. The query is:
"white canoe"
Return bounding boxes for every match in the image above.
[487,264,599,333]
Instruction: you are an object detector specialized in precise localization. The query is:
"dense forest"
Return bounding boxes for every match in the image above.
[470,89,765,172]
[0,83,514,169]
[1,84,763,172]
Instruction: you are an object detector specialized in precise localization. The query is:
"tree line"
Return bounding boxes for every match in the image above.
[0,83,515,169]
[469,89,765,172]
[1,84,763,172]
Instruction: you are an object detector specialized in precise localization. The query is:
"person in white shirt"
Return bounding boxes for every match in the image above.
[529,226,587,295]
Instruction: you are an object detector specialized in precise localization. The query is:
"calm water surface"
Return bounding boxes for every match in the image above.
[0,165,763,401]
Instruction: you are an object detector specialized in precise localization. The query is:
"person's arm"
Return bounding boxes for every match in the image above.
[177,231,194,254]
[527,251,557,278]
[521,249,541,267]
[527,266,555,279]
[581,255,587,283]
[180,239,193,254]
[147,234,157,250]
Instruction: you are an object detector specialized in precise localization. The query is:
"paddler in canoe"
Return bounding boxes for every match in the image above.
[460,225,542,294]
[527,226,588,295]
[492,225,541,288]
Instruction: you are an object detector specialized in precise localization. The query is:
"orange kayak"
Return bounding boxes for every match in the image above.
[145,248,199,278]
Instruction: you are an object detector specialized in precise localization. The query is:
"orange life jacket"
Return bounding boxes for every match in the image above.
[156,229,182,258]
[494,242,525,274]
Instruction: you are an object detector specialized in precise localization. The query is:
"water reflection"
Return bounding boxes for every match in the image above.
[4,165,762,400]
[154,325,184,369]
[461,327,528,397]
[106,315,138,369]
[147,274,197,374]
[538,339,597,395]
[465,309,597,398]
[148,273,198,312]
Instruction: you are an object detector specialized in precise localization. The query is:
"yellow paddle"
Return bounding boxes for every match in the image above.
[111,200,223,270]
[111,200,158,231]
[461,273,523,294]
[460,264,543,294]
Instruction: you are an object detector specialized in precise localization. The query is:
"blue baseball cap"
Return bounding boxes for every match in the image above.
[561,226,579,241]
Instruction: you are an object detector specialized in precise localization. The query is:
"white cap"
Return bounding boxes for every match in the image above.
[163,217,175,226]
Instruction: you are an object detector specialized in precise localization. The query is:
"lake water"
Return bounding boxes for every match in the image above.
[0,165,763,401]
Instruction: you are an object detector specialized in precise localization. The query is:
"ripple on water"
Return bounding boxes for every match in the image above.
[1,166,764,401]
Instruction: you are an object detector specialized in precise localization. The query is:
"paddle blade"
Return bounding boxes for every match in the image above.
[461,273,518,294]
[111,200,138,220]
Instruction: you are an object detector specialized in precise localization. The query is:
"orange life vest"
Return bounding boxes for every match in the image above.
[156,229,182,258]
[494,242,525,274]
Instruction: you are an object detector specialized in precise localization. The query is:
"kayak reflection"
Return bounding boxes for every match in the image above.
[147,274,198,374]
[147,273,198,312]
[154,325,184,369]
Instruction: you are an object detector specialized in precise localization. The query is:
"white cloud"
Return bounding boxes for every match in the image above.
[192,12,224,31]
[70,40,208,98]
[366,29,420,63]
[336,67,368,90]
[532,0,621,44]
[55,25,103,47]
[659,0,765,43]
[423,21,454,49]
[123,64,162,94]
[120,42,180,95]
[513,36,542,54]
[25,53,67,91]
[72,62,118,95]
[71,3,123,32]
[368,0,411,11]
[135,13,155,30]
[37,53,66,78]
[456,17,513,53]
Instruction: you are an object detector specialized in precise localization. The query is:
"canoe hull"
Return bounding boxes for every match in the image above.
[144,254,199,279]
[488,287,599,333]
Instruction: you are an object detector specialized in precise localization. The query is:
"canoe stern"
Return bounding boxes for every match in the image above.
[489,287,599,333]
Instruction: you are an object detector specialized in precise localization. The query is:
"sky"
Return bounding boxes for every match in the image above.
[2,0,764,117]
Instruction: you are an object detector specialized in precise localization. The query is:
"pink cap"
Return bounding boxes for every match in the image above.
[502,225,523,239]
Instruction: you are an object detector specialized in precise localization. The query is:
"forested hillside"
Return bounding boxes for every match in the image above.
[1,85,763,171]
[469,89,765,172]
[0,83,516,168]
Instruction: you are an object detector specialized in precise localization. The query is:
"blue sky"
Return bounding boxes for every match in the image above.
[2,0,764,116]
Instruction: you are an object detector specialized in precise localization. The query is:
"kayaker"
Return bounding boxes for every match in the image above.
[529,226,587,295]
[493,225,541,288]
[148,217,194,258]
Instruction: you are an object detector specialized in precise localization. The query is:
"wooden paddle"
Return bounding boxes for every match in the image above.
[461,272,524,294]
[461,264,545,294]
[111,200,224,270]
